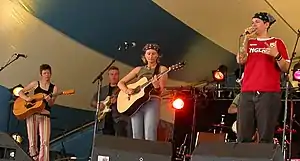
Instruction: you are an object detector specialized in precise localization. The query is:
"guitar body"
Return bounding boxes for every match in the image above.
[117,61,186,116]
[13,93,46,120]
[12,89,75,120]
[117,77,152,116]
[97,96,112,121]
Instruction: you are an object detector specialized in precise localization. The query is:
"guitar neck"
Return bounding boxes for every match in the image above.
[141,69,171,89]
[50,92,64,97]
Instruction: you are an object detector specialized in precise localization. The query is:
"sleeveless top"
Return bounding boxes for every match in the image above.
[136,65,161,96]
[34,81,55,112]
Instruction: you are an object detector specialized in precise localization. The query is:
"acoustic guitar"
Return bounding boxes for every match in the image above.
[97,89,120,121]
[117,62,185,116]
[13,89,75,120]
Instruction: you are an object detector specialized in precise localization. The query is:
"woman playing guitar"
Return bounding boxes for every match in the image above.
[18,64,58,161]
[118,43,168,141]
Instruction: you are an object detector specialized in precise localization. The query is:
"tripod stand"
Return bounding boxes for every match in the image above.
[282,29,300,160]
[90,59,116,160]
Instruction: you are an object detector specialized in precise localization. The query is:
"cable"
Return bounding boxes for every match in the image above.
[263,0,298,34]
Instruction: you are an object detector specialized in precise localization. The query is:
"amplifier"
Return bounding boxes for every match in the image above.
[191,142,283,161]
[91,135,172,161]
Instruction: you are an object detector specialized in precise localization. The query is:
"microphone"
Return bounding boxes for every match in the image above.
[240,31,251,37]
[15,53,27,58]
[118,41,136,50]
[240,27,256,37]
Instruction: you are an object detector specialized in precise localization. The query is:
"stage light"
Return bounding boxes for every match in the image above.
[212,70,225,81]
[11,133,23,144]
[10,84,24,97]
[172,98,184,110]
[212,65,228,82]
[293,62,300,81]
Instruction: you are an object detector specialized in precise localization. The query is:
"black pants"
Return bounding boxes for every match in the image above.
[237,92,281,143]
[98,113,129,137]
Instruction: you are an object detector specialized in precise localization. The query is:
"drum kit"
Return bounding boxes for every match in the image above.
[211,117,297,145]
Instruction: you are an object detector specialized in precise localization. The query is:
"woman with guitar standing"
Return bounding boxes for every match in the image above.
[118,43,168,141]
[18,64,58,161]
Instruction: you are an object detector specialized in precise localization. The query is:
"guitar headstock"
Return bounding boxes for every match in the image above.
[61,89,75,95]
[169,61,186,71]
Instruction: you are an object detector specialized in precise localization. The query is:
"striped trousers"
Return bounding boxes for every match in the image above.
[26,114,51,161]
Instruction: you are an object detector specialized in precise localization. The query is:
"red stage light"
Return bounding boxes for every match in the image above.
[213,70,225,81]
[172,98,184,110]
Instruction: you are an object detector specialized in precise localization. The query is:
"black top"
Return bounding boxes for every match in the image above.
[34,81,55,112]
[108,85,118,98]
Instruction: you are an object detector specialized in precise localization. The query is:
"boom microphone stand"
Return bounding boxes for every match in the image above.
[90,59,116,160]
[0,53,25,72]
[282,29,300,160]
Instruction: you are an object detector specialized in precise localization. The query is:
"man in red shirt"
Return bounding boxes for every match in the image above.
[236,12,290,143]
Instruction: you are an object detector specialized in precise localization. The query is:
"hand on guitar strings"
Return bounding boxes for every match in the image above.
[125,88,134,95]
[97,101,105,110]
[110,97,117,104]
[151,75,160,88]
[44,95,52,102]
[25,97,33,102]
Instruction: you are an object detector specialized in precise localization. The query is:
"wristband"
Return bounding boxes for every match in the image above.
[274,53,282,61]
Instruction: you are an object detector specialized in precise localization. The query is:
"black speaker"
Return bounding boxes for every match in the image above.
[91,134,172,161]
[191,142,284,161]
[0,132,32,161]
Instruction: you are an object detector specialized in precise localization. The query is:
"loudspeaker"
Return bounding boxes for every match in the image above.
[197,132,226,143]
[0,132,33,161]
[91,134,172,161]
[191,142,284,161]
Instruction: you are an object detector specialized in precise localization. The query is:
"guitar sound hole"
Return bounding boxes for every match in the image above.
[25,100,36,109]
[133,87,141,94]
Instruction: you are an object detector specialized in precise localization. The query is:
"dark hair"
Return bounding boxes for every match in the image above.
[40,64,52,74]
[108,66,119,71]
[252,12,276,30]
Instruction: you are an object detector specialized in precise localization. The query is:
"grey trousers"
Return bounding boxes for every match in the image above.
[237,92,281,143]
[131,97,161,141]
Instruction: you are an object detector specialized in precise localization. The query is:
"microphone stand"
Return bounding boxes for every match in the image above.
[0,54,23,72]
[282,29,300,160]
[90,59,116,160]
[189,86,198,155]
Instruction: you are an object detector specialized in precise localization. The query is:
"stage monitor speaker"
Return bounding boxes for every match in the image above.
[0,132,33,161]
[191,142,283,161]
[91,134,172,161]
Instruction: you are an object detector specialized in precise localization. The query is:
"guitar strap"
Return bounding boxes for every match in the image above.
[149,64,160,90]
[153,64,160,77]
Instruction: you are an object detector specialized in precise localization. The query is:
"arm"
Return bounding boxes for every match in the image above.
[18,81,38,101]
[236,52,248,65]
[153,66,168,93]
[90,93,97,108]
[90,90,105,110]
[47,86,58,106]
[236,36,250,65]
[276,39,290,72]
[117,67,141,92]
[228,94,240,114]
[228,104,238,114]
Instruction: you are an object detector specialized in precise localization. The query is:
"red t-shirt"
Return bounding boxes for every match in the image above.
[242,37,289,92]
